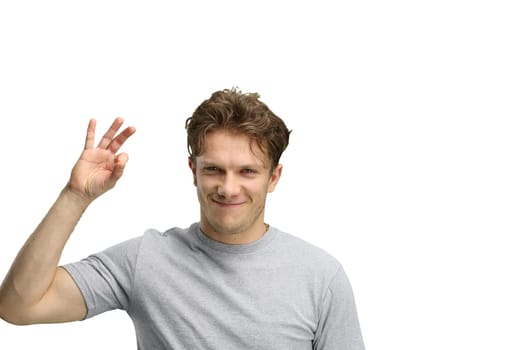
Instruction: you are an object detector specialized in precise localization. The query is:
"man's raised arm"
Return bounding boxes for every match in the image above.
[0,118,135,325]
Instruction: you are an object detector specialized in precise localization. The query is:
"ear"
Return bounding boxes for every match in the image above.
[267,164,283,193]
[188,157,197,186]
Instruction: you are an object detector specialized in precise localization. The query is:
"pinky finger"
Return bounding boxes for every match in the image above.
[85,119,97,149]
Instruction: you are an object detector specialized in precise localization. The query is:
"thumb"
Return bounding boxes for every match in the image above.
[111,153,129,182]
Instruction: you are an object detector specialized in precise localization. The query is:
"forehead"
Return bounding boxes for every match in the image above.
[199,129,269,167]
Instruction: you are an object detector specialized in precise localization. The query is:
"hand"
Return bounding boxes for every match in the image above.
[67,118,136,201]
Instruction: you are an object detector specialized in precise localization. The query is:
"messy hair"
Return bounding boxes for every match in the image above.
[185,88,291,170]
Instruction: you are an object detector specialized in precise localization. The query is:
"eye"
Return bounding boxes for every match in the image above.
[203,166,221,173]
[241,168,257,174]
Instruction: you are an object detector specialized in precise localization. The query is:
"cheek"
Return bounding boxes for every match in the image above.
[250,182,272,197]
[196,177,215,192]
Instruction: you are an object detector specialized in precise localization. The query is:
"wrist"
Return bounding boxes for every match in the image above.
[62,185,93,209]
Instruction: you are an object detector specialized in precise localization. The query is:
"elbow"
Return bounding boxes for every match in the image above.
[0,307,22,326]
[0,296,7,323]
[0,298,34,326]
[0,315,24,326]
[0,310,34,326]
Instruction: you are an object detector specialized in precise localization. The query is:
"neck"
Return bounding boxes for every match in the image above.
[200,222,269,245]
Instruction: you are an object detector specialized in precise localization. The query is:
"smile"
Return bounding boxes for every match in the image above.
[211,199,245,207]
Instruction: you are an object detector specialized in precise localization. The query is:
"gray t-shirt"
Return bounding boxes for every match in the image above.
[64,223,365,349]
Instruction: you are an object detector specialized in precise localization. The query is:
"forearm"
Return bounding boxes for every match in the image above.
[0,187,91,312]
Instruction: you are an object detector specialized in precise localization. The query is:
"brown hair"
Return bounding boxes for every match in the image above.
[185,88,291,170]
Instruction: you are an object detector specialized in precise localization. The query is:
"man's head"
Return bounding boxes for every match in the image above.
[185,88,291,243]
[185,88,290,171]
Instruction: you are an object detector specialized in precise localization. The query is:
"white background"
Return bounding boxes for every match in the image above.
[1,1,524,349]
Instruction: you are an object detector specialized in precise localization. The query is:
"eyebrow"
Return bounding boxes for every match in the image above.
[199,160,266,170]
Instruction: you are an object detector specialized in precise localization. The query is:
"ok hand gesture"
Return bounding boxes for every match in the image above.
[68,118,136,201]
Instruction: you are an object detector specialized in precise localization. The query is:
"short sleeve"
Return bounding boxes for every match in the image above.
[62,237,141,319]
[313,266,366,350]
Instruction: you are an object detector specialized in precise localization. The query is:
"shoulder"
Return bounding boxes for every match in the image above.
[271,227,342,277]
[134,224,201,262]
[140,224,196,248]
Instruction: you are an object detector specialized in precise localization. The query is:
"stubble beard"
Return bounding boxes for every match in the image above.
[200,199,266,239]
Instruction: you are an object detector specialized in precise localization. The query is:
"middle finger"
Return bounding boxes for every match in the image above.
[97,117,124,149]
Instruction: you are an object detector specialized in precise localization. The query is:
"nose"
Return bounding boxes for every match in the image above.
[217,173,241,199]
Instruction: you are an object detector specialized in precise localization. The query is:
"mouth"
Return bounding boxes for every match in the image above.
[211,199,245,208]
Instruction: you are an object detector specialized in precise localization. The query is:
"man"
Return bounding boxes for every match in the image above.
[0,88,365,349]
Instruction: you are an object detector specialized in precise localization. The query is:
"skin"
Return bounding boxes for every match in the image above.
[189,129,282,244]
[0,118,135,325]
[0,120,282,324]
